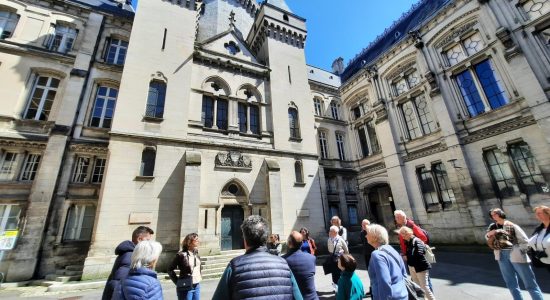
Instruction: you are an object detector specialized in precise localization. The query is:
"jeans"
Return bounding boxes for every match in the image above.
[177,283,200,300]
[497,250,544,300]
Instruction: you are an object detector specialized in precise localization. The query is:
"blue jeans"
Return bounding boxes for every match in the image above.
[497,250,544,300]
[177,283,200,300]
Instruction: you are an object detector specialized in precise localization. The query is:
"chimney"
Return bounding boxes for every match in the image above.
[332,57,344,75]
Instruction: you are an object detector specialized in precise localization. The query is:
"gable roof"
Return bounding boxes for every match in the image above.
[67,0,135,18]
[198,28,260,64]
[341,0,452,82]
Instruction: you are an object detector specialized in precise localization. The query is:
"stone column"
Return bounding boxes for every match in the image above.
[180,151,202,240]
[265,158,283,235]
[6,134,67,281]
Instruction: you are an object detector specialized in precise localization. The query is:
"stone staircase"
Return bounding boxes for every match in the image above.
[200,250,244,280]
[42,265,83,286]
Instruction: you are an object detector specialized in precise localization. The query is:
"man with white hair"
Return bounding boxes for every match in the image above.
[327,225,349,292]
[394,210,428,260]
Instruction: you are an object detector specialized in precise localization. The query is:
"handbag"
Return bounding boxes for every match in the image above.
[528,248,548,268]
[380,248,425,300]
[323,238,339,275]
[176,252,196,291]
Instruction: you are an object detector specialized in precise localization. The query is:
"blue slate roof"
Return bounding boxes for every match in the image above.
[67,0,135,18]
[341,0,452,82]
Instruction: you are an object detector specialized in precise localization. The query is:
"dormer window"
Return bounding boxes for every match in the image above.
[0,10,19,39]
[444,32,485,66]
[105,38,128,65]
[47,24,78,53]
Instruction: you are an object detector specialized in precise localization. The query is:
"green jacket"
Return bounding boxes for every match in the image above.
[336,271,364,300]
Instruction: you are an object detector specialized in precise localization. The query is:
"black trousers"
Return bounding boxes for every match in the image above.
[331,267,341,284]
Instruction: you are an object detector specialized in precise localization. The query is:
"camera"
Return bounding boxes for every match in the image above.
[533,250,547,260]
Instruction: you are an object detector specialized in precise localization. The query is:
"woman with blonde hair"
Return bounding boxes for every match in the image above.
[168,233,202,300]
[399,226,436,300]
[528,206,550,271]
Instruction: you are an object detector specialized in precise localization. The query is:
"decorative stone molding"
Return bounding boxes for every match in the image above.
[360,161,386,174]
[462,115,537,144]
[185,151,201,166]
[408,30,424,49]
[0,139,47,150]
[150,71,167,83]
[215,151,252,169]
[385,60,416,81]
[69,143,108,154]
[403,142,448,162]
[425,71,440,96]
[373,102,388,124]
[264,158,280,171]
[434,20,478,49]
[70,68,88,77]
[495,27,522,61]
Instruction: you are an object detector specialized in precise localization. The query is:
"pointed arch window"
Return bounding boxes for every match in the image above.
[294,160,304,184]
[140,148,156,177]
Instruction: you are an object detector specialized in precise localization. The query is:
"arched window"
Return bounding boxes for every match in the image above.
[313,98,322,116]
[319,131,328,159]
[330,101,340,120]
[294,161,304,183]
[146,81,166,119]
[0,10,19,39]
[140,148,156,177]
[288,107,300,139]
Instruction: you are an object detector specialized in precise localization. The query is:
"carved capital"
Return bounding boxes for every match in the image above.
[495,27,522,61]
[215,151,252,169]
[425,71,440,96]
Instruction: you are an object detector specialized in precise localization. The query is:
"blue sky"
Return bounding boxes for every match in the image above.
[285,0,419,71]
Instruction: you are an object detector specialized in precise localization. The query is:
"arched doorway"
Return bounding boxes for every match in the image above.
[219,181,247,251]
[366,184,395,230]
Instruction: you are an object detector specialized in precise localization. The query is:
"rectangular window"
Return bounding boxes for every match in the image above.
[348,205,358,225]
[366,121,380,153]
[0,11,19,39]
[288,108,300,138]
[418,167,439,207]
[319,131,328,159]
[146,81,166,119]
[357,128,369,157]
[521,0,550,20]
[414,95,437,135]
[329,204,339,219]
[432,163,456,203]
[344,177,355,193]
[393,78,409,96]
[484,148,519,198]
[353,106,361,119]
[0,152,18,181]
[314,99,322,116]
[106,38,128,65]
[72,156,90,183]
[24,76,60,121]
[250,105,260,135]
[238,103,247,133]
[330,102,339,120]
[216,99,228,130]
[456,69,485,117]
[401,101,422,139]
[202,96,214,128]
[509,142,548,195]
[19,154,41,181]
[336,133,346,160]
[474,60,508,110]
[50,25,77,53]
[0,204,21,231]
[326,177,337,194]
[63,204,96,241]
[90,86,117,128]
[91,158,106,183]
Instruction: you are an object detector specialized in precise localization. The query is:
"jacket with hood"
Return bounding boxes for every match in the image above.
[113,267,163,300]
[102,240,135,300]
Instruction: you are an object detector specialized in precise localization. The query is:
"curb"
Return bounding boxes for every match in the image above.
[46,280,106,292]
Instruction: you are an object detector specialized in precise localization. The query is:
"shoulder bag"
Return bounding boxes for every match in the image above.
[380,248,425,300]
[323,239,338,275]
[176,252,196,291]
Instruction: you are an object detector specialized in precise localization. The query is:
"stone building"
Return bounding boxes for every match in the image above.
[0,0,548,283]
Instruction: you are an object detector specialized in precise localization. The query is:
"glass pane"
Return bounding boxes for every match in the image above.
[238,103,247,133]
[358,128,369,157]
[401,101,421,139]
[202,97,214,128]
[456,70,485,117]
[522,0,550,19]
[367,121,380,153]
[348,205,358,225]
[414,95,437,134]
[463,32,485,56]
[250,105,259,134]
[407,70,421,88]
[474,60,509,110]
[446,44,466,66]
[217,100,228,130]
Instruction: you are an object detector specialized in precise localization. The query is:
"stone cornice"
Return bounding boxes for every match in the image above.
[308,80,339,95]
[193,50,270,79]
[0,138,47,150]
[403,142,448,162]
[0,40,76,65]
[462,115,537,144]
[69,143,108,154]
[359,161,386,175]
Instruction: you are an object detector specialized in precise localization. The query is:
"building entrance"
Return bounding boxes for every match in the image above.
[221,205,244,251]
[367,184,395,229]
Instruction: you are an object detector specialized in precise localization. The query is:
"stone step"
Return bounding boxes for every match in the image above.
[66,265,85,271]
[201,266,227,275]
[40,280,61,287]
[55,269,83,276]
[201,252,243,263]
[45,274,82,282]
[201,262,228,270]
[202,272,224,280]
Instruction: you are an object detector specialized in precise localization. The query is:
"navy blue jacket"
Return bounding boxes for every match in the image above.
[102,240,134,300]
[113,267,163,300]
[283,248,319,300]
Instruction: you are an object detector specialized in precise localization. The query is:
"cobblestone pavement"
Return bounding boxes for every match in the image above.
[1,251,549,299]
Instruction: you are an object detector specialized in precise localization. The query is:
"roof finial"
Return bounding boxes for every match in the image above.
[229,10,236,29]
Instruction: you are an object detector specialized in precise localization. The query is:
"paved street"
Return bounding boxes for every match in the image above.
[1,250,549,299]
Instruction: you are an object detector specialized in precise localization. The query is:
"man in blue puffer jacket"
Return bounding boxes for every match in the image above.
[102,226,154,300]
[113,240,164,300]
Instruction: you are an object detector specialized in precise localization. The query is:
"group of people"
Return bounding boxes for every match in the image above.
[99,205,550,300]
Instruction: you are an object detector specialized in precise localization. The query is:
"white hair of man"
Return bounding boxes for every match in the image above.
[362,219,370,225]
[366,224,389,245]
[393,210,407,218]
[131,240,163,270]
[329,225,340,233]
